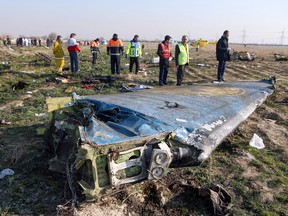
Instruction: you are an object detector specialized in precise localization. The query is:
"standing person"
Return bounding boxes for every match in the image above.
[90,38,100,65]
[195,41,200,52]
[67,33,81,74]
[216,30,231,82]
[19,37,23,46]
[107,33,124,74]
[157,35,172,86]
[175,35,189,86]
[53,35,65,73]
[6,36,11,46]
[125,35,142,74]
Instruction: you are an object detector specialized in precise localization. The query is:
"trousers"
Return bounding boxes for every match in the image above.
[110,55,120,74]
[69,51,78,73]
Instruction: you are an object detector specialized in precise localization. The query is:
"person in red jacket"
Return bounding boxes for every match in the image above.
[67,33,81,74]
[157,35,172,86]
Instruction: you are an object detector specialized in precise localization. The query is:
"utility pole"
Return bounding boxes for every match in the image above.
[241,27,246,44]
[279,28,285,45]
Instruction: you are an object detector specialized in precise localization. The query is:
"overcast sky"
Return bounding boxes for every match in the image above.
[1,0,288,44]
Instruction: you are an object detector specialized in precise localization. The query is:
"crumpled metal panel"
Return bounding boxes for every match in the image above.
[78,100,174,145]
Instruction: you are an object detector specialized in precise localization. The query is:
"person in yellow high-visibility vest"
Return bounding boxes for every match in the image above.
[125,35,142,74]
[53,35,65,73]
[175,35,189,86]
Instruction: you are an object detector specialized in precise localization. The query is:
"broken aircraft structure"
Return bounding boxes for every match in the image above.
[45,78,275,200]
[229,51,255,61]
[274,53,288,61]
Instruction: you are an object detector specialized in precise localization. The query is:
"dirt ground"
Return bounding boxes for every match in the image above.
[0,43,287,215]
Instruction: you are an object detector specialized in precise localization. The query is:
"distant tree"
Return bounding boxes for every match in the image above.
[48,32,57,40]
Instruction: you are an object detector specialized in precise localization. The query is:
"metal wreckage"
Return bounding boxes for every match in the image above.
[45,78,275,200]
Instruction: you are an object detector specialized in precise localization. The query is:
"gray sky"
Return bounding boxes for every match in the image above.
[1,0,288,44]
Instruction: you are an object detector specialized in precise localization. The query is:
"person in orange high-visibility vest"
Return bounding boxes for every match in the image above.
[157,35,172,86]
[90,38,100,65]
[107,33,124,74]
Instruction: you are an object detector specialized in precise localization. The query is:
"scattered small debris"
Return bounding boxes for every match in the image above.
[82,85,94,89]
[198,184,231,215]
[0,61,11,71]
[0,168,15,179]
[120,83,153,92]
[46,77,60,84]
[94,76,118,83]
[46,77,72,84]
[249,133,265,149]
[56,77,70,83]
[82,77,101,85]
[11,81,29,91]
[0,119,12,125]
[238,51,255,61]
[35,52,52,65]
[274,53,288,61]
[229,51,255,61]
[151,57,159,64]
[35,113,48,117]
[65,86,78,93]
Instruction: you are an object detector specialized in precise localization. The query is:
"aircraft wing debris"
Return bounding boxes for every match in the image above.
[45,78,275,199]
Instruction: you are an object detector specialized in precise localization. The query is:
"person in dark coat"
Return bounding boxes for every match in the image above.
[216,30,231,82]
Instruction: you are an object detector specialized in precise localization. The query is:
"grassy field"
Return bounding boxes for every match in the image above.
[0,43,287,215]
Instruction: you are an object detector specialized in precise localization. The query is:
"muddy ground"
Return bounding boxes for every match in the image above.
[0,43,287,215]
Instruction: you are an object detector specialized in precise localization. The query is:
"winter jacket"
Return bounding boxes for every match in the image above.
[53,41,64,58]
[107,39,124,55]
[67,38,81,52]
[216,36,229,61]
